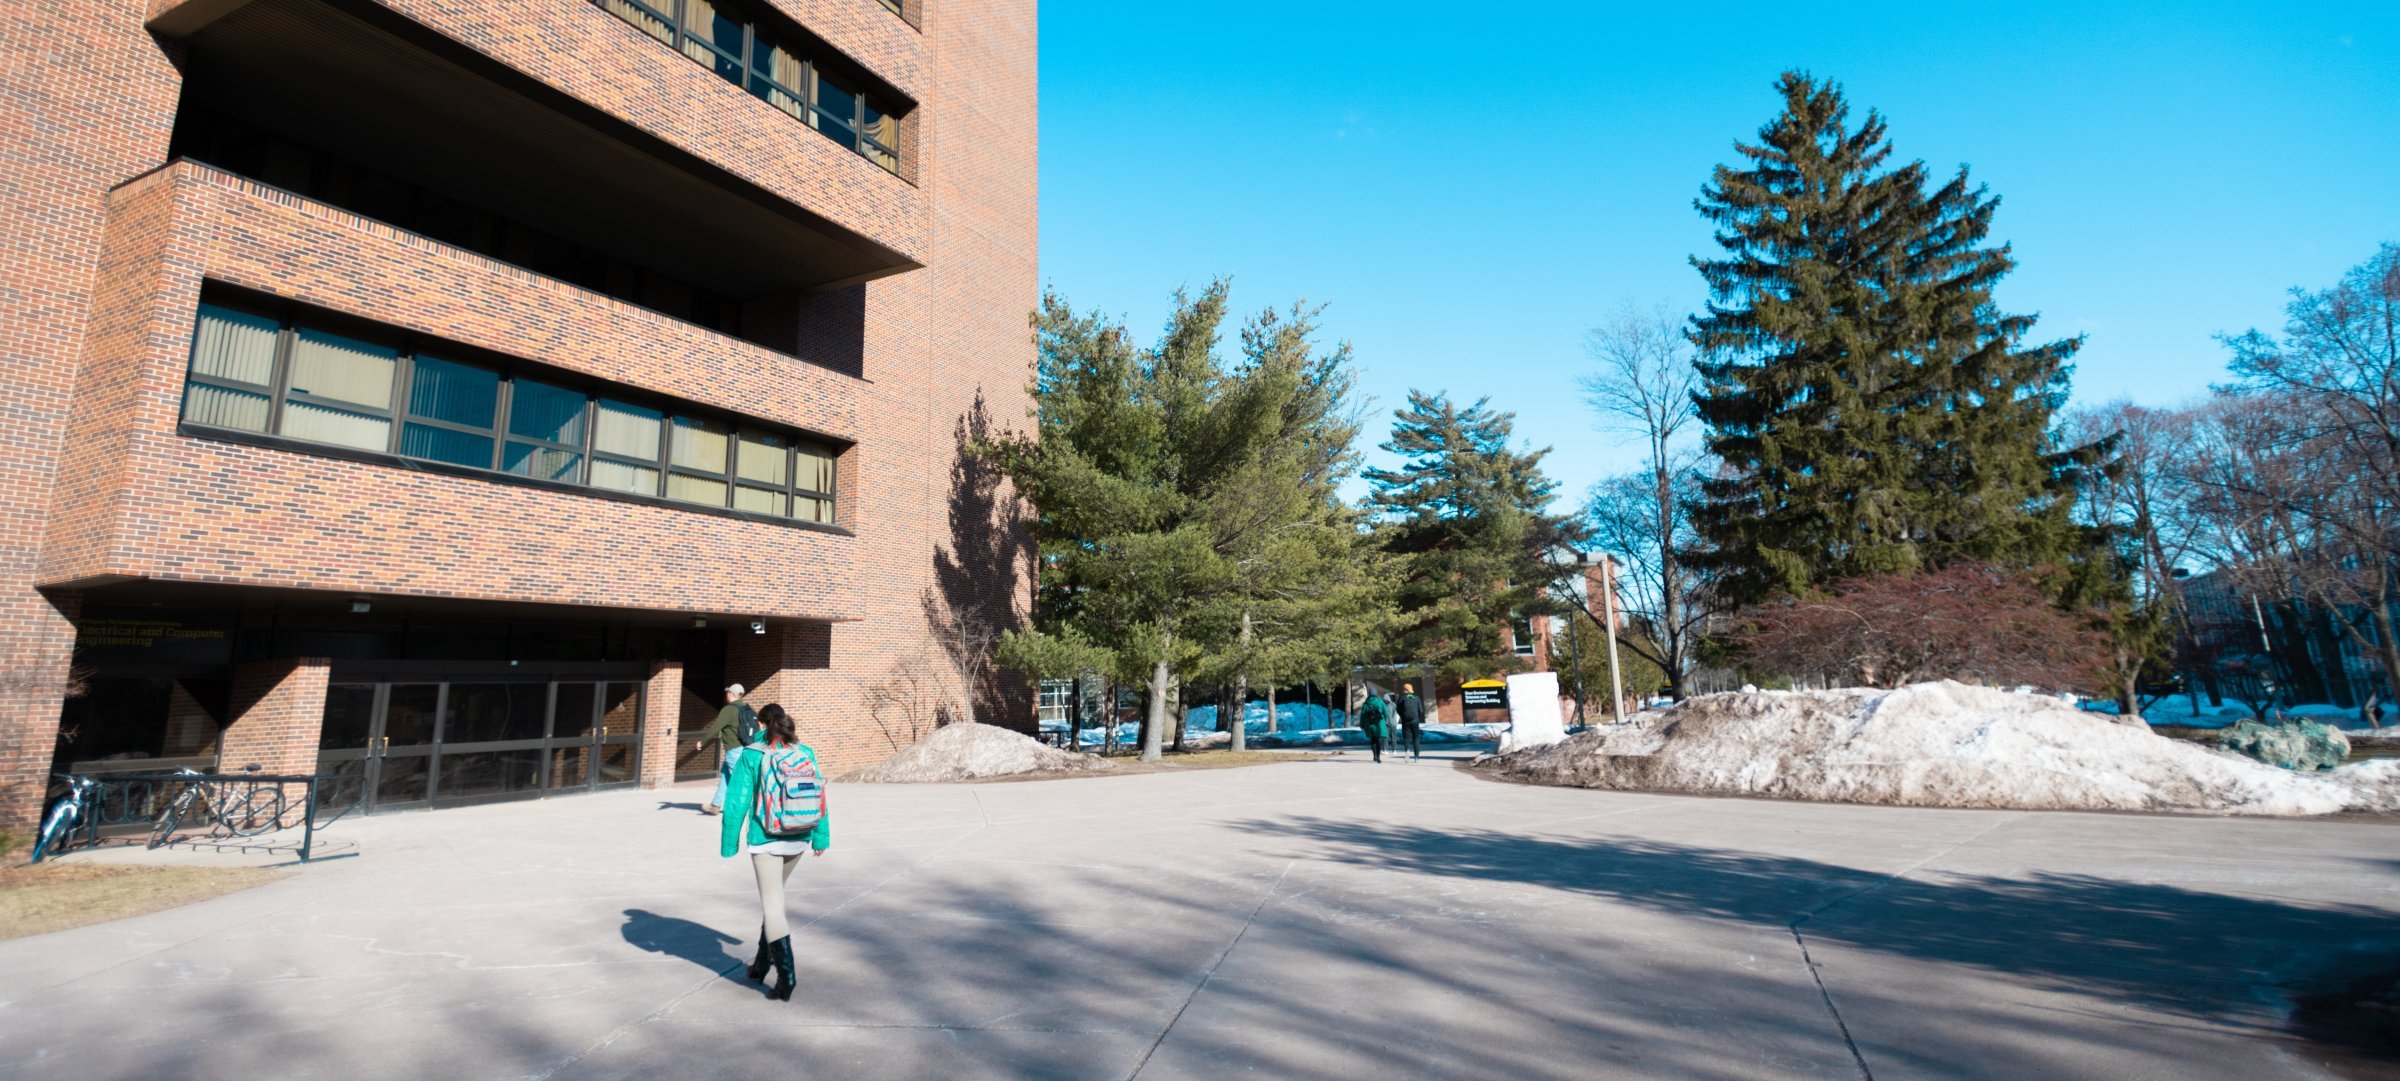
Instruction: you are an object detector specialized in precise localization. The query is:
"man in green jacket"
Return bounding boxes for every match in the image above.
[700,683,756,815]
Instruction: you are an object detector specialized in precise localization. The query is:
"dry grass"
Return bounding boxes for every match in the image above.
[0,863,283,941]
[977,748,1327,780]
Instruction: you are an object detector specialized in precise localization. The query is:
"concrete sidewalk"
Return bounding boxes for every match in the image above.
[1,752,2393,1080]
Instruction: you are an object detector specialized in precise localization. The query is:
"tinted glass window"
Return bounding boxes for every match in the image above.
[509,380,587,445]
[289,329,396,409]
[190,304,279,386]
[409,356,500,429]
[593,399,663,460]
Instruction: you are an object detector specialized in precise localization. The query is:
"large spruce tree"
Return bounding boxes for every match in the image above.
[1365,392,1579,681]
[1688,72,2103,607]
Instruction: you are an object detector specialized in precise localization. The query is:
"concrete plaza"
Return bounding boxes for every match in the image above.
[2,750,2394,1080]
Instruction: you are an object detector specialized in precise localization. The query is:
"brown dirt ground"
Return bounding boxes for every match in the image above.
[0,863,283,941]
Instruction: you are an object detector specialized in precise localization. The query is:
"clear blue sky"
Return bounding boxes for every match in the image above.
[1036,1,2400,506]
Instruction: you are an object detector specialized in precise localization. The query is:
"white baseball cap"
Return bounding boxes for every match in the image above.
[726,683,746,697]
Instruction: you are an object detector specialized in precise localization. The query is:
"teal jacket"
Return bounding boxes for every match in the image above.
[719,741,832,857]
[1358,697,1390,735]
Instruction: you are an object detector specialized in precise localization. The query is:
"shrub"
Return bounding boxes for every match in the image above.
[1732,563,2110,692]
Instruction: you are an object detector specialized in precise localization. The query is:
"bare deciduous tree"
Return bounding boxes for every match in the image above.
[1579,303,1709,699]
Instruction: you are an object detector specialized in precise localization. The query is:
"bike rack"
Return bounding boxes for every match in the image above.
[48,771,329,863]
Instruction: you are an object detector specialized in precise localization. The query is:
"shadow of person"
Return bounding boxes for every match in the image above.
[655,800,706,813]
[620,908,740,973]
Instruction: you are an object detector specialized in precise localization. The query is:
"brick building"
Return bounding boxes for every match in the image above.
[0,0,1037,835]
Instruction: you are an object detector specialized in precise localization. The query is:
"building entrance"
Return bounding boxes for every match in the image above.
[317,670,645,814]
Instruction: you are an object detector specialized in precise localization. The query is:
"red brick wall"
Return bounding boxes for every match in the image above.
[220,657,331,777]
[639,661,684,789]
[0,2,186,842]
[385,0,928,257]
[41,165,871,621]
[0,0,1038,834]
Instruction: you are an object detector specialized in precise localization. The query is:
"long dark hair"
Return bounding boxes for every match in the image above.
[757,703,796,745]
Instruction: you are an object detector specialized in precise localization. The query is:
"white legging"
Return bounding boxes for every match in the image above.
[751,853,802,940]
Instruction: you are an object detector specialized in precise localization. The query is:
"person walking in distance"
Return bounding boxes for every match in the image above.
[1357,690,1390,764]
[720,703,830,1001]
[1397,682,1426,760]
[699,683,757,816]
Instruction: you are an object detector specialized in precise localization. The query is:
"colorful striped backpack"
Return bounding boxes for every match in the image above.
[757,745,824,835]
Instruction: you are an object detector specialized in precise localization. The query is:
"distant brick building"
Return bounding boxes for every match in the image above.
[1,0,1037,835]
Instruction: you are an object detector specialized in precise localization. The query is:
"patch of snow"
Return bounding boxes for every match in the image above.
[1477,681,2400,816]
[843,722,1112,783]
[2085,696,2392,733]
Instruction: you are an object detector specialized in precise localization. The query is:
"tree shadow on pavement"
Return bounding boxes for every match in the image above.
[1238,816,2400,1070]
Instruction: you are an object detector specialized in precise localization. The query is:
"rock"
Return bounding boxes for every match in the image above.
[2219,718,2350,772]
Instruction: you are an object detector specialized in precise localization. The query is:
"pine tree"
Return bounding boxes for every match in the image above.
[1687,72,2104,607]
[987,285,1380,761]
[1365,392,1580,682]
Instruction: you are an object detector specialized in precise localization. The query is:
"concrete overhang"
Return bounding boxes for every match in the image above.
[152,0,920,297]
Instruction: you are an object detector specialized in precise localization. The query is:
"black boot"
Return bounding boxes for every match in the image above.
[766,936,796,1001]
[745,926,770,983]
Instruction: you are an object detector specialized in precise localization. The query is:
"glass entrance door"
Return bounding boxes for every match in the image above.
[544,680,645,793]
[374,684,439,809]
[317,676,642,814]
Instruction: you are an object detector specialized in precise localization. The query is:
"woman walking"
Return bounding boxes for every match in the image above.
[718,703,831,1001]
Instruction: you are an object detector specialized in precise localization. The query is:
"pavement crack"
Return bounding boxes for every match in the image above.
[1783,812,2021,1081]
[1124,859,1294,1081]
[1791,924,1874,1081]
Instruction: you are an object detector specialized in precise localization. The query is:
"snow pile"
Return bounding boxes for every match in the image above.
[844,722,1112,783]
[1477,681,2400,816]
[1251,723,1505,748]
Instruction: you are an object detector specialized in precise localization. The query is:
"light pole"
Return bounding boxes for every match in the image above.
[1600,553,1625,724]
[1548,547,1627,725]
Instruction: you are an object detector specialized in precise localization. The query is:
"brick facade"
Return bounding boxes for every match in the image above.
[0,0,1037,842]
[221,657,333,785]
[639,661,685,790]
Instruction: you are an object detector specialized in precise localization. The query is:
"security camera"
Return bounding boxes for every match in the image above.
[750,620,766,635]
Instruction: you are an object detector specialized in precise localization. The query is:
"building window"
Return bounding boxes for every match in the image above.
[1510,613,1537,656]
[1037,680,1073,725]
[595,0,904,175]
[179,296,840,525]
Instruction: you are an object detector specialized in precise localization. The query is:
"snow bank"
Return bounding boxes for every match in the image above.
[1476,681,2400,816]
[844,722,1112,783]
[1251,723,1505,748]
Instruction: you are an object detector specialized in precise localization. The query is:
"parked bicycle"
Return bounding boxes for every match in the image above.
[30,773,100,863]
[148,764,285,849]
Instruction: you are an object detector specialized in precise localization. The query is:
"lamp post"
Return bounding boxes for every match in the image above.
[1600,553,1625,724]
[1548,547,1628,725]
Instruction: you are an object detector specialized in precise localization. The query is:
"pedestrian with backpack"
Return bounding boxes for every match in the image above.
[700,683,758,816]
[1397,682,1426,760]
[719,703,830,1001]
[1358,691,1389,764]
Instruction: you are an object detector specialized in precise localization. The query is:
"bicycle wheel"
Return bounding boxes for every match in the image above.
[225,787,285,836]
[148,789,191,849]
